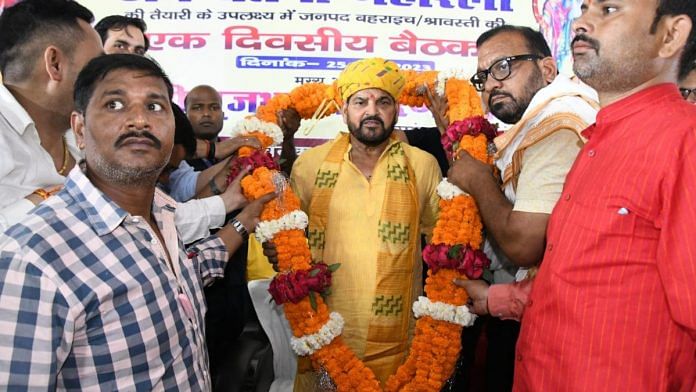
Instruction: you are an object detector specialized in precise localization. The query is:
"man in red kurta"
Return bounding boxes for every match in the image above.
[514,0,696,390]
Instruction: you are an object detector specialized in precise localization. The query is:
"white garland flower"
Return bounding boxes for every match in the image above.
[230,117,284,146]
[254,210,309,243]
[291,312,344,356]
[412,296,476,327]
[436,68,472,96]
[436,178,468,200]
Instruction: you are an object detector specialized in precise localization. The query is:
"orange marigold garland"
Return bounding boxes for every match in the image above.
[399,70,439,107]
[228,70,495,391]
[288,82,339,119]
[255,93,292,124]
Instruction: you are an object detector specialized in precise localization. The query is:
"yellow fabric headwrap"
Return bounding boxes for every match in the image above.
[335,57,405,103]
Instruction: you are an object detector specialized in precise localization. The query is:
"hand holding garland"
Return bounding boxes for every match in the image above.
[216,136,262,160]
[193,136,262,161]
[447,148,549,267]
[194,136,263,198]
[453,279,490,315]
[215,191,277,252]
[277,108,301,176]
[219,166,251,213]
[424,86,450,135]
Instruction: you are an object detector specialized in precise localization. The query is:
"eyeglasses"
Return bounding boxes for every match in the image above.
[470,54,542,92]
[679,87,696,101]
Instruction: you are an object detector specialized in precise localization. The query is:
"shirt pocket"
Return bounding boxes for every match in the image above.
[553,196,658,278]
[569,196,638,236]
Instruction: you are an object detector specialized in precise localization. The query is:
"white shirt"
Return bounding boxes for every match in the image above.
[176,196,226,244]
[0,84,80,232]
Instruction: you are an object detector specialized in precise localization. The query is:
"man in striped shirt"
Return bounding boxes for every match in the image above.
[0,54,273,390]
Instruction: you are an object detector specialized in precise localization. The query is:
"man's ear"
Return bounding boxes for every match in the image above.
[341,101,349,123]
[539,56,558,84]
[71,111,86,149]
[658,14,692,60]
[43,46,66,82]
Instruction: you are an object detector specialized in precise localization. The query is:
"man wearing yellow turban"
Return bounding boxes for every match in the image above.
[290,58,441,388]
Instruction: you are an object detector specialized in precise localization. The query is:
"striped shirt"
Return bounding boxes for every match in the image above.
[515,84,696,391]
[0,165,229,391]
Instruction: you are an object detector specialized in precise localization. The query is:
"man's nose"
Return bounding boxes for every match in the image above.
[484,74,503,93]
[128,106,150,129]
[572,8,593,35]
[364,100,379,116]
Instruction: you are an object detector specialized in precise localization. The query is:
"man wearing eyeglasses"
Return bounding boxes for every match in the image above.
[446,25,598,391]
[678,61,696,103]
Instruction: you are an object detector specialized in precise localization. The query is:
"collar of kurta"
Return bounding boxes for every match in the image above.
[584,83,683,140]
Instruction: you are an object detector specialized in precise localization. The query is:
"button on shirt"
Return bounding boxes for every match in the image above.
[515,84,696,391]
[0,166,229,390]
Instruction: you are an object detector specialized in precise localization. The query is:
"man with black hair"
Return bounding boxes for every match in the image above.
[95,15,149,55]
[160,103,249,245]
[446,24,598,391]
[0,53,274,390]
[678,60,696,104]
[0,0,102,232]
[504,0,696,389]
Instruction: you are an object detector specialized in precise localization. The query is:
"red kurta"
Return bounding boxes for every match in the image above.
[515,84,696,391]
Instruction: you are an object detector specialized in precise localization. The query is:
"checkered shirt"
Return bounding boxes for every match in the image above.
[0,166,229,391]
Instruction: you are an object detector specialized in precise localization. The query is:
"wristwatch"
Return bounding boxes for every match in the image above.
[231,218,249,241]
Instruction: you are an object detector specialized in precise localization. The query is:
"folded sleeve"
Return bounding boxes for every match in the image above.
[487,279,533,321]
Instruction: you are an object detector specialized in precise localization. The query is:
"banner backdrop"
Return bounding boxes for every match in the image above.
[3,0,583,145]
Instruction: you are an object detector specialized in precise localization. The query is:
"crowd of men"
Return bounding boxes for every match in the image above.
[0,0,694,391]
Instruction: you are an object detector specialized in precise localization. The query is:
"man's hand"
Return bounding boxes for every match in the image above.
[235,192,276,233]
[425,86,449,134]
[220,166,250,212]
[262,241,279,271]
[454,279,490,315]
[278,108,301,140]
[447,150,494,194]
[216,136,262,159]
[425,86,449,135]
[277,108,301,176]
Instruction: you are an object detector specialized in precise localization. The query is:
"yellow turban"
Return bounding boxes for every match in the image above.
[335,58,405,103]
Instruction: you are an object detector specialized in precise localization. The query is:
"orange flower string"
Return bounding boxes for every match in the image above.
[289,83,338,119]
[234,68,491,392]
[399,70,438,107]
[255,93,292,124]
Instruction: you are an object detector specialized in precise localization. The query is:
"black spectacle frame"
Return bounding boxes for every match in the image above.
[679,88,695,101]
[470,54,542,92]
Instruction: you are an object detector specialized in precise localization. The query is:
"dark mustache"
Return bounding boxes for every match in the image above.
[572,34,600,51]
[114,131,162,149]
[488,90,514,106]
[360,116,385,128]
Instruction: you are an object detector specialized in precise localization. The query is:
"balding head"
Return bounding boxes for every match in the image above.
[184,85,223,141]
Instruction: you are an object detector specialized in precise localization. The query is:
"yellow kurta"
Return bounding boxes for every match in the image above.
[291,133,441,387]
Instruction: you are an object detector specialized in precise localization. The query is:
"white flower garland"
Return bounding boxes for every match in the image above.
[290,312,344,356]
[412,296,477,327]
[230,117,284,146]
[436,178,468,200]
[254,210,309,243]
[436,68,472,96]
